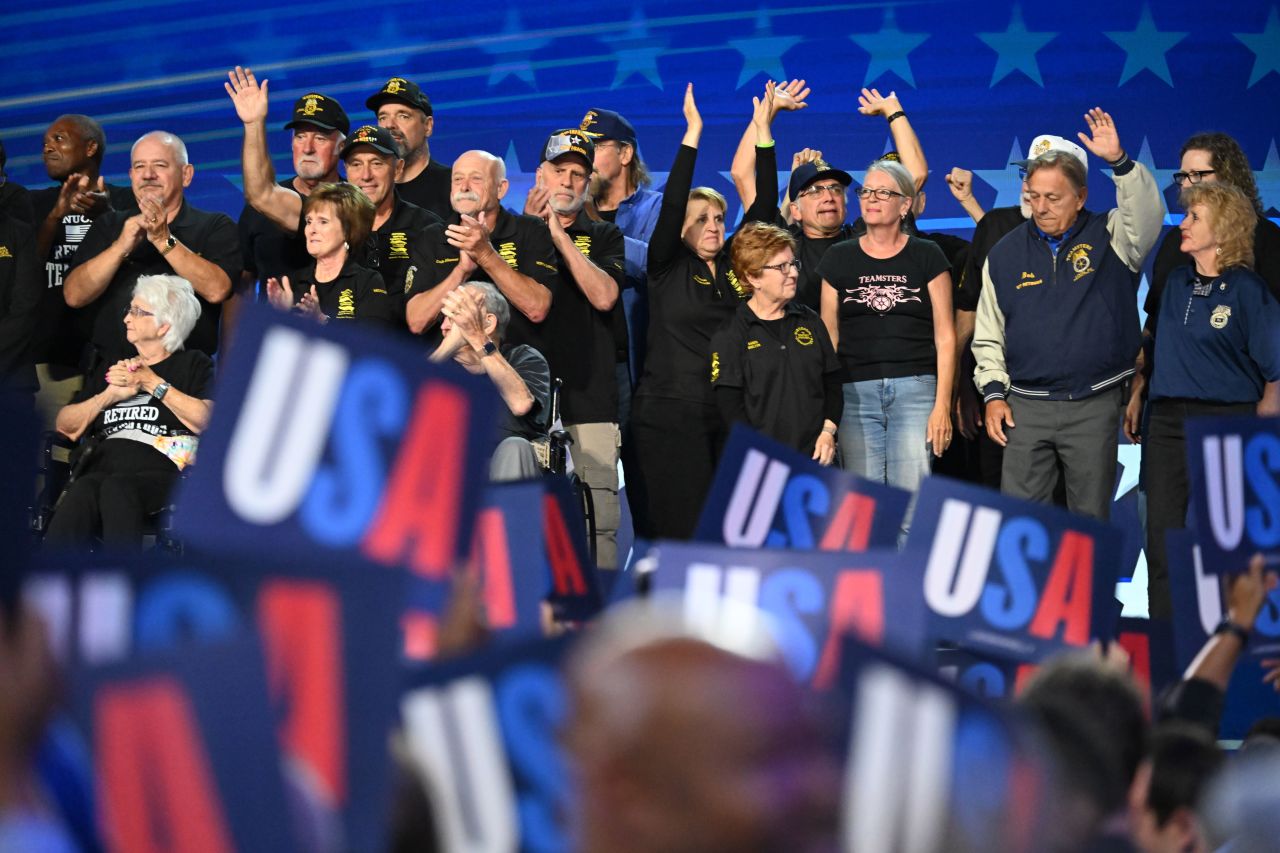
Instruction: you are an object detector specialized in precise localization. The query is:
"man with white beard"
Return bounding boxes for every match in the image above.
[523,129,626,569]
[404,149,556,353]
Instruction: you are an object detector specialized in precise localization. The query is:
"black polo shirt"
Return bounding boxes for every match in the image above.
[356,194,439,319]
[287,258,394,326]
[710,300,841,453]
[543,212,625,425]
[957,205,1026,312]
[68,200,241,370]
[30,182,135,368]
[396,159,452,222]
[405,206,559,351]
[0,214,41,391]
[239,178,310,299]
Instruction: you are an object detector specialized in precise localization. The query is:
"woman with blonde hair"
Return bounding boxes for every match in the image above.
[1142,181,1280,617]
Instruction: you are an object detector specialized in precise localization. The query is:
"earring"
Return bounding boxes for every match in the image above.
[1216,246,1222,255]
[343,240,350,252]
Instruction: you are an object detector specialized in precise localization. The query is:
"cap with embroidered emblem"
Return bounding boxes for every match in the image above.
[366,77,432,118]
[284,93,350,135]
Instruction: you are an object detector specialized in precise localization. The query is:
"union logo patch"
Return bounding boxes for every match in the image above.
[1210,304,1231,329]
[794,325,814,346]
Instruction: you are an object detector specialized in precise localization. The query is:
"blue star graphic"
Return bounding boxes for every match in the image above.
[728,8,802,89]
[482,9,552,87]
[1115,444,1142,501]
[974,139,1028,210]
[1103,4,1187,86]
[610,8,668,90]
[1256,139,1280,215]
[849,6,929,88]
[976,4,1057,87]
[501,140,539,212]
[1128,137,1178,218]
[1235,7,1280,88]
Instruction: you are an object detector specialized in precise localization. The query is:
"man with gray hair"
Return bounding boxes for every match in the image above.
[63,130,239,376]
[405,149,557,353]
[973,108,1162,519]
[430,281,550,481]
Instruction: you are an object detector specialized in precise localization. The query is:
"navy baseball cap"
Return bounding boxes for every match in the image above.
[341,125,399,159]
[284,93,350,135]
[788,160,853,200]
[578,108,637,146]
[541,130,595,171]
[366,77,433,118]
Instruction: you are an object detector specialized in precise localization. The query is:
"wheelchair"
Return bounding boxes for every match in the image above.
[531,378,598,567]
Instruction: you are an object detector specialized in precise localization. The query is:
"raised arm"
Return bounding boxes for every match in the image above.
[945,168,985,224]
[1076,108,1162,271]
[648,84,702,275]
[225,66,302,232]
[858,88,927,191]
[729,79,808,211]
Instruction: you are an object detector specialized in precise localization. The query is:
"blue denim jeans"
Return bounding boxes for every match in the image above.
[839,375,937,493]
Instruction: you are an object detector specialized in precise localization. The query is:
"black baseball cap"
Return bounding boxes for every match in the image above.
[541,130,595,171]
[578,108,637,146]
[366,77,432,118]
[283,93,350,135]
[788,160,853,200]
[341,125,399,160]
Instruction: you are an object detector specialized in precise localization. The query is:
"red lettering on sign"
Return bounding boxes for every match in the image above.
[813,571,885,689]
[258,581,346,804]
[818,493,875,551]
[1116,632,1153,717]
[469,507,516,630]
[1013,663,1039,696]
[1028,531,1093,646]
[96,678,235,853]
[544,494,587,595]
[362,383,469,579]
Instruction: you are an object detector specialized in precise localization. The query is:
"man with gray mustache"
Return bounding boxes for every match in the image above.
[405,149,557,353]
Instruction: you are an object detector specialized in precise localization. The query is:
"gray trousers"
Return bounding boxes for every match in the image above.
[1001,387,1122,521]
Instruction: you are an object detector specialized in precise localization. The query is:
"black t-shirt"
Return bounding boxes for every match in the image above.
[30,183,135,367]
[286,258,394,326]
[818,235,949,382]
[395,159,453,222]
[75,348,214,468]
[0,183,34,227]
[498,343,551,443]
[710,300,841,453]
[405,206,560,352]
[68,201,242,370]
[1144,215,1280,334]
[0,214,41,390]
[239,179,310,298]
[542,212,625,425]
[356,195,439,320]
[957,205,1026,312]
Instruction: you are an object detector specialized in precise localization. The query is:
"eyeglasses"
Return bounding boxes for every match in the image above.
[760,259,802,274]
[1017,167,1028,182]
[857,187,908,201]
[1172,169,1215,186]
[124,305,155,318]
[799,182,845,199]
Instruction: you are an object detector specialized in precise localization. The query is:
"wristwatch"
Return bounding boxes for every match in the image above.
[479,341,497,357]
[1213,618,1250,646]
[160,235,178,256]
[153,381,171,401]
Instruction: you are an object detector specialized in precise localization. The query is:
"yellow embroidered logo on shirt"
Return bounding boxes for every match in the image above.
[498,241,519,268]
[0,246,10,259]
[1067,244,1094,282]
[747,340,761,350]
[794,326,814,346]
[573,234,592,257]
[337,289,355,318]
[693,275,711,286]
[726,269,745,297]
[388,231,409,259]
[710,351,720,382]
[1210,305,1231,329]
[1016,271,1042,289]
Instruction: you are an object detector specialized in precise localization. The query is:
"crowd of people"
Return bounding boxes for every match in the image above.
[1,66,1280,849]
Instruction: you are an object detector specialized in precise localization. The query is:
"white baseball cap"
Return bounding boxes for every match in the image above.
[1012,134,1088,173]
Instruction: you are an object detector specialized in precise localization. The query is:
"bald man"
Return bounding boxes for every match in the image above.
[63,130,239,372]
[564,633,839,853]
[405,149,556,353]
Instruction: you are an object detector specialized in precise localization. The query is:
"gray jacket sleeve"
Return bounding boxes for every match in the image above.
[1106,160,1163,272]
[971,257,1009,400]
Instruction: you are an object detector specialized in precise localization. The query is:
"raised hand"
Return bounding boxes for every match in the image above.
[524,174,551,222]
[944,168,974,203]
[53,173,88,219]
[751,80,776,130]
[857,87,903,118]
[770,78,810,116]
[115,214,147,257]
[447,211,493,268]
[137,195,170,245]
[297,285,328,323]
[1077,107,1123,163]
[683,82,702,132]
[73,175,112,219]
[791,148,824,170]
[225,66,270,125]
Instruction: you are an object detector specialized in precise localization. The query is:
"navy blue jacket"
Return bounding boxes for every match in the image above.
[973,161,1162,402]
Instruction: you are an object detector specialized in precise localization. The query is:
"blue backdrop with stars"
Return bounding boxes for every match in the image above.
[1,0,1278,615]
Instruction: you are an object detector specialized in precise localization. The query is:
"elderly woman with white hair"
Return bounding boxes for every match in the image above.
[45,274,213,549]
